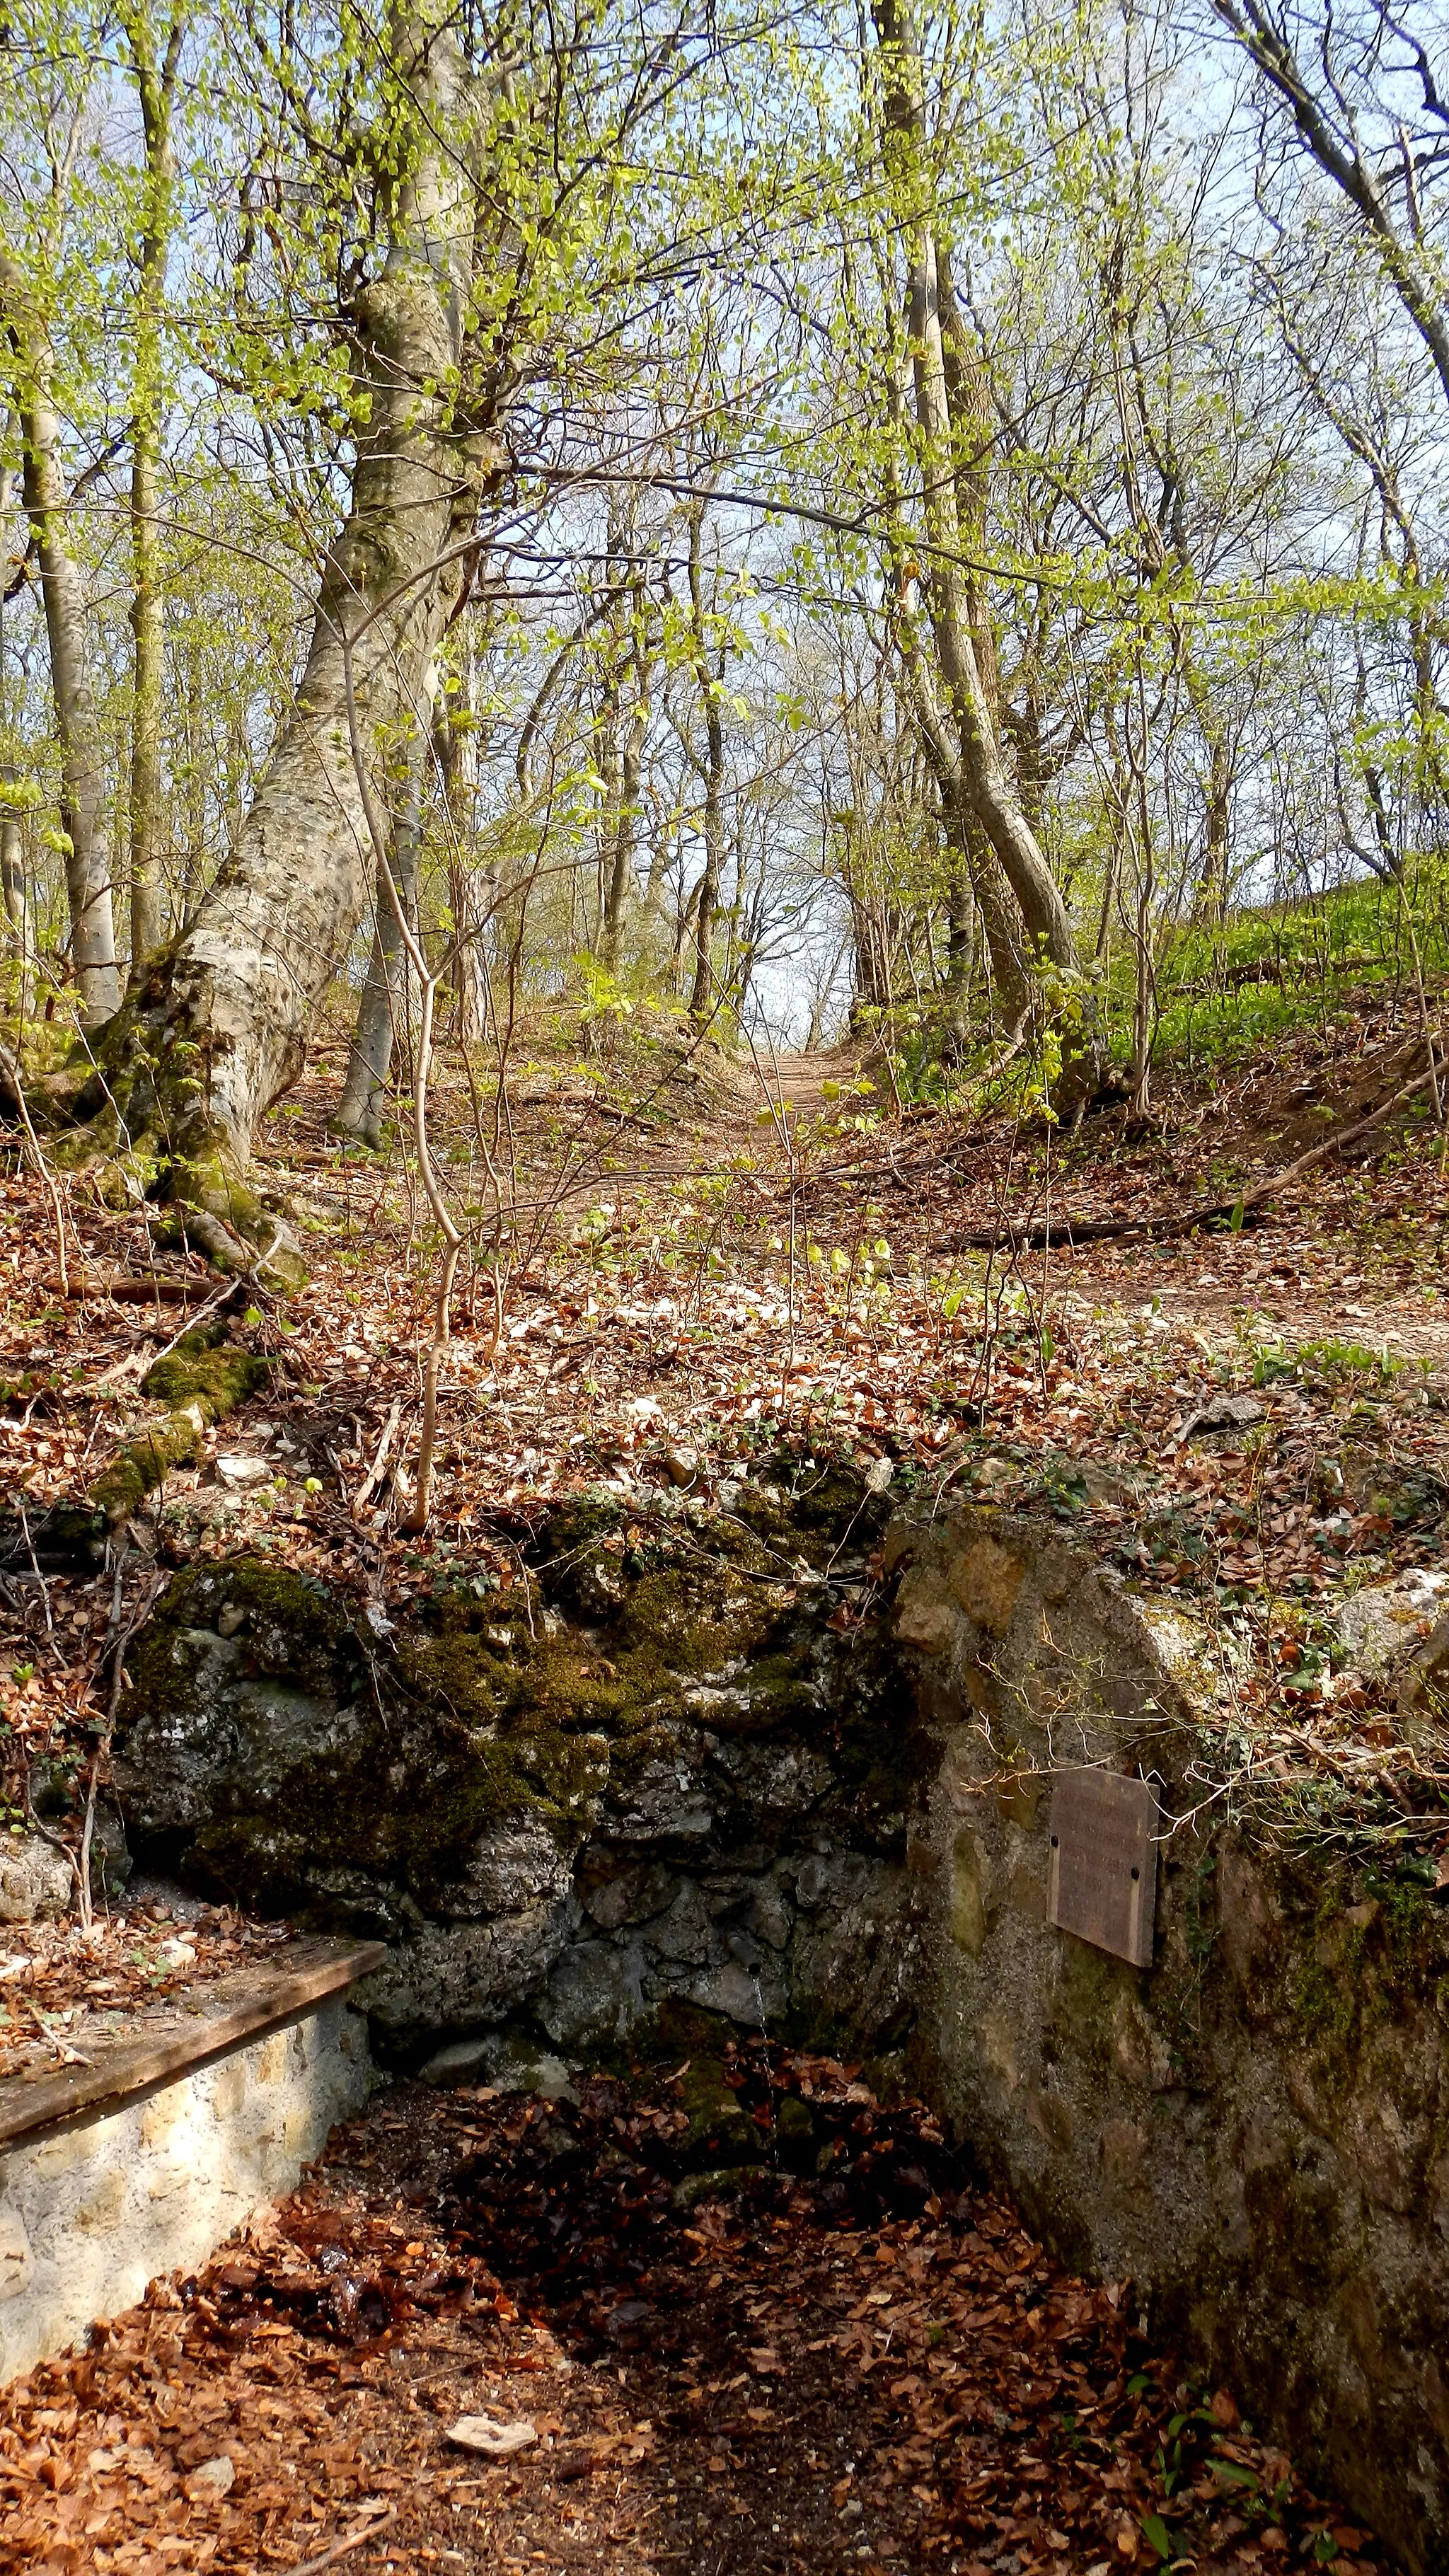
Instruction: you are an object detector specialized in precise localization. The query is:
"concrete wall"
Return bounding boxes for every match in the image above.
[0,1994,372,2384]
[889,1506,1449,2576]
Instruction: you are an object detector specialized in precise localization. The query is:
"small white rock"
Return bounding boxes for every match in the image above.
[446,2414,537,2459]
[184,2454,235,2499]
[215,1455,270,1488]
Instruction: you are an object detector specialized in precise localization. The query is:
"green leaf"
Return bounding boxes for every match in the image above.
[1140,2515,1174,2562]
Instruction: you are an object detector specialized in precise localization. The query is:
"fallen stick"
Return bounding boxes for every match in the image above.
[932,1036,1448,1254]
[42,1270,201,1302]
[352,1397,403,1519]
[291,2506,397,2576]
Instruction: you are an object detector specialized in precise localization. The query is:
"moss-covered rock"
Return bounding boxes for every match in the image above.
[111,1466,930,2062]
[142,1322,269,1416]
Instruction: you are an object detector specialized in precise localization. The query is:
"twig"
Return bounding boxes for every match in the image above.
[352,1397,403,1520]
[79,1568,166,1933]
[18,1503,53,1634]
[291,2507,396,2576]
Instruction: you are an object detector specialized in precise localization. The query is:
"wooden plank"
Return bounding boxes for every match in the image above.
[0,1934,386,2150]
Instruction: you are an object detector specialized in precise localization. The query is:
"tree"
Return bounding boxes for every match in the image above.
[870,0,1097,1092]
[0,51,120,1026]
[1212,0,1449,410]
[119,1,185,975]
[59,5,504,1253]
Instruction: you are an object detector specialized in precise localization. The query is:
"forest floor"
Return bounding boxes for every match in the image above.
[3,986,1449,2569]
[1,2047,1385,2576]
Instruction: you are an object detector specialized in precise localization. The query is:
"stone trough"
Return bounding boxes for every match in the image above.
[33,1466,1449,2570]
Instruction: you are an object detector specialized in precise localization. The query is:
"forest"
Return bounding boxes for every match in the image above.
[3,5,1449,2576]
[0,0,1445,1167]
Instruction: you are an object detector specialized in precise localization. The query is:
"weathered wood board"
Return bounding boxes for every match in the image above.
[1046,1769,1158,1968]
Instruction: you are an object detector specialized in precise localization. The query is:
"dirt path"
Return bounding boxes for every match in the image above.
[743,1042,874,1124]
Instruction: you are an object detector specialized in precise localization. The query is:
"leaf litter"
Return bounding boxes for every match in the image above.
[0,2044,1382,2576]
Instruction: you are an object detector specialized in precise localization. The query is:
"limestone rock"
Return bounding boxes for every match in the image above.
[0,1831,73,1924]
[582,1860,676,1929]
[429,1814,572,1921]
[1337,1569,1449,1682]
[894,1568,957,1656]
[420,2030,577,2102]
[539,1940,648,2052]
[361,1898,578,2053]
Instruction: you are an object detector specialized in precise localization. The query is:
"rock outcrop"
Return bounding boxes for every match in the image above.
[112,1467,923,2060]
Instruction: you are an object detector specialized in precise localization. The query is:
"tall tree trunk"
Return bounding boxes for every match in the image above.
[686,502,725,1021]
[601,660,646,966]
[906,229,1078,979]
[1192,710,1233,922]
[437,647,489,1039]
[121,6,183,977]
[67,12,503,1251]
[0,770,25,964]
[333,721,429,1146]
[940,821,976,1049]
[872,0,1097,1096]
[899,618,1033,1035]
[0,257,120,1026]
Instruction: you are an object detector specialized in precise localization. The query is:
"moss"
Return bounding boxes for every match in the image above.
[142,1326,268,1418]
[122,1555,354,1708]
[163,1149,307,1286]
[88,1329,267,1524]
[92,1414,201,1520]
[613,1566,775,1672]
[1293,1936,1363,2054]
[729,1449,887,1566]
[403,1629,668,1740]
[696,1652,824,1735]
[538,1495,625,1561]
[47,1102,122,1169]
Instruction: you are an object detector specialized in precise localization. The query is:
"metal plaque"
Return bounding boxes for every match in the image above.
[1046,1769,1158,1968]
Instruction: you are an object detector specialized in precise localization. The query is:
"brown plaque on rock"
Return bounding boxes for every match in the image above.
[1047,1769,1158,1968]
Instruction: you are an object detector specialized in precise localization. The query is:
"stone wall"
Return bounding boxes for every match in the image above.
[0,1993,372,2384]
[891,1506,1449,2576]
[108,1473,1449,2569]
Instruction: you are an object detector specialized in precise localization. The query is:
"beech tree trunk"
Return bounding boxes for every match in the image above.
[333,728,428,1147]
[601,665,646,966]
[71,11,502,1249]
[686,502,726,1021]
[0,255,120,1026]
[0,775,24,961]
[872,0,1097,1097]
[900,625,1033,1037]
[122,6,183,977]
